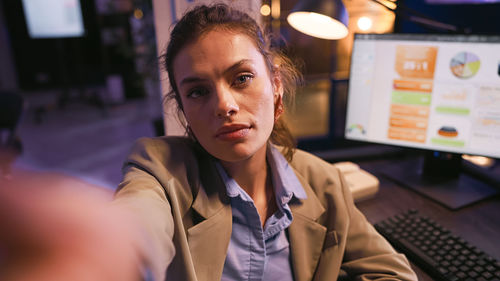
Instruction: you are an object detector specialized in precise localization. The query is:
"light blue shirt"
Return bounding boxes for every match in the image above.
[216,145,307,281]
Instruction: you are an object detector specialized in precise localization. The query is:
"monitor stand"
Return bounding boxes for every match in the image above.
[382,151,499,210]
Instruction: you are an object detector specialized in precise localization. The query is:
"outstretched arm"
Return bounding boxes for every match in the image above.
[0,171,144,281]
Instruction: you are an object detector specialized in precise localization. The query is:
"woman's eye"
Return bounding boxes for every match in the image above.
[187,88,208,99]
[233,74,253,86]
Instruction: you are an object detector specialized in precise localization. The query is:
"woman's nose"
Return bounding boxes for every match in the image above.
[214,88,239,118]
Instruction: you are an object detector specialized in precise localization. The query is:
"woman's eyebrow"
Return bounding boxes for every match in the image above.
[179,76,205,87]
[223,59,254,76]
[179,59,254,87]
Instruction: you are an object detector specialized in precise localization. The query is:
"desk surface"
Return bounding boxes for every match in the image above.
[355,158,500,281]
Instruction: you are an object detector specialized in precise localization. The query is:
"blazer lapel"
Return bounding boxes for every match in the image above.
[188,154,232,281]
[288,171,327,281]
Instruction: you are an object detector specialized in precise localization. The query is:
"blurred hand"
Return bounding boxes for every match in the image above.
[0,170,144,281]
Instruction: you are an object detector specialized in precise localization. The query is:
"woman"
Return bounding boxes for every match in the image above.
[115,3,417,281]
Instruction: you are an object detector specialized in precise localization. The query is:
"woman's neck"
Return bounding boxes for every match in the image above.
[220,146,276,226]
[220,146,268,198]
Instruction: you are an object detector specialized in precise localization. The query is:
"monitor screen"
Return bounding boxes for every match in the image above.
[21,0,85,38]
[345,33,500,159]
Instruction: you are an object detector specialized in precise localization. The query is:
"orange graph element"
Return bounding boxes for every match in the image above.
[390,104,430,118]
[442,89,467,101]
[393,79,433,93]
[388,127,426,143]
[390,116,428,130]
[438,126,458,137]
[481,118,500,126]
[395,45,438,79]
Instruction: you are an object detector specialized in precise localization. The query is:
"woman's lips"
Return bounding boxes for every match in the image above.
[215,124,250,141]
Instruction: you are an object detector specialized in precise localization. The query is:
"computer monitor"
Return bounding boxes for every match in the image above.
[345,33,500,209]
[21,0,85,39]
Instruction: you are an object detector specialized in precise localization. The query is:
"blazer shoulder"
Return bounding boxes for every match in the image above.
[128,136,197,165]
[288,148,347,201]
[124,136,202,183]
[290,148,342,182]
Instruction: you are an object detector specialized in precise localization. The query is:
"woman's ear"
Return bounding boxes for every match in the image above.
[272,64,284,103]
[272,64,285,121]
[274,94,284,121]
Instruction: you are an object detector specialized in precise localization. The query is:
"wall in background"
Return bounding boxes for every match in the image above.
[395,0,500,34]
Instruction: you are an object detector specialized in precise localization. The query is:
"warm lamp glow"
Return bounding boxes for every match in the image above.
[260,4,271,16]
[462,155,495,167]
[134,8,143,20]
[287,11,348,40]
[357,16,373,31]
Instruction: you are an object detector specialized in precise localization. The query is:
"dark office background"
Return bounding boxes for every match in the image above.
[2,0,500,98]
[0,0,499,187]
[395,0,500,34]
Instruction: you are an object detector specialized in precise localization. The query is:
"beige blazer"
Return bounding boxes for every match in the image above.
[115,137,417,281]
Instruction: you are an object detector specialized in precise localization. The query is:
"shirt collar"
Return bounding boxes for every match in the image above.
[267,144,307,204]
[214,144,307,204]
[215,162,247,200]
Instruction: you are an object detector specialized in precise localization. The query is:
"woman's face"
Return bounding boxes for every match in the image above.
[173,29,282,163]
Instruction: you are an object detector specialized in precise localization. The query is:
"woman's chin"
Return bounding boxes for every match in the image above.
[213,149,253,163]
[207,143,264,163]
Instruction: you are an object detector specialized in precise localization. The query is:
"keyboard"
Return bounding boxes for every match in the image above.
[374,209,500,281]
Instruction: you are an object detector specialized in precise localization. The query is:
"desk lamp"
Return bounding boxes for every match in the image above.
[287,0,461,39]
[287,0,349,40]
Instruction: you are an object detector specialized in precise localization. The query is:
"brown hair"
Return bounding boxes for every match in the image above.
[160,3,302,161]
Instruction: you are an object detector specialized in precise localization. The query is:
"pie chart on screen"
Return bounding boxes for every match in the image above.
[450,52,480,79]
